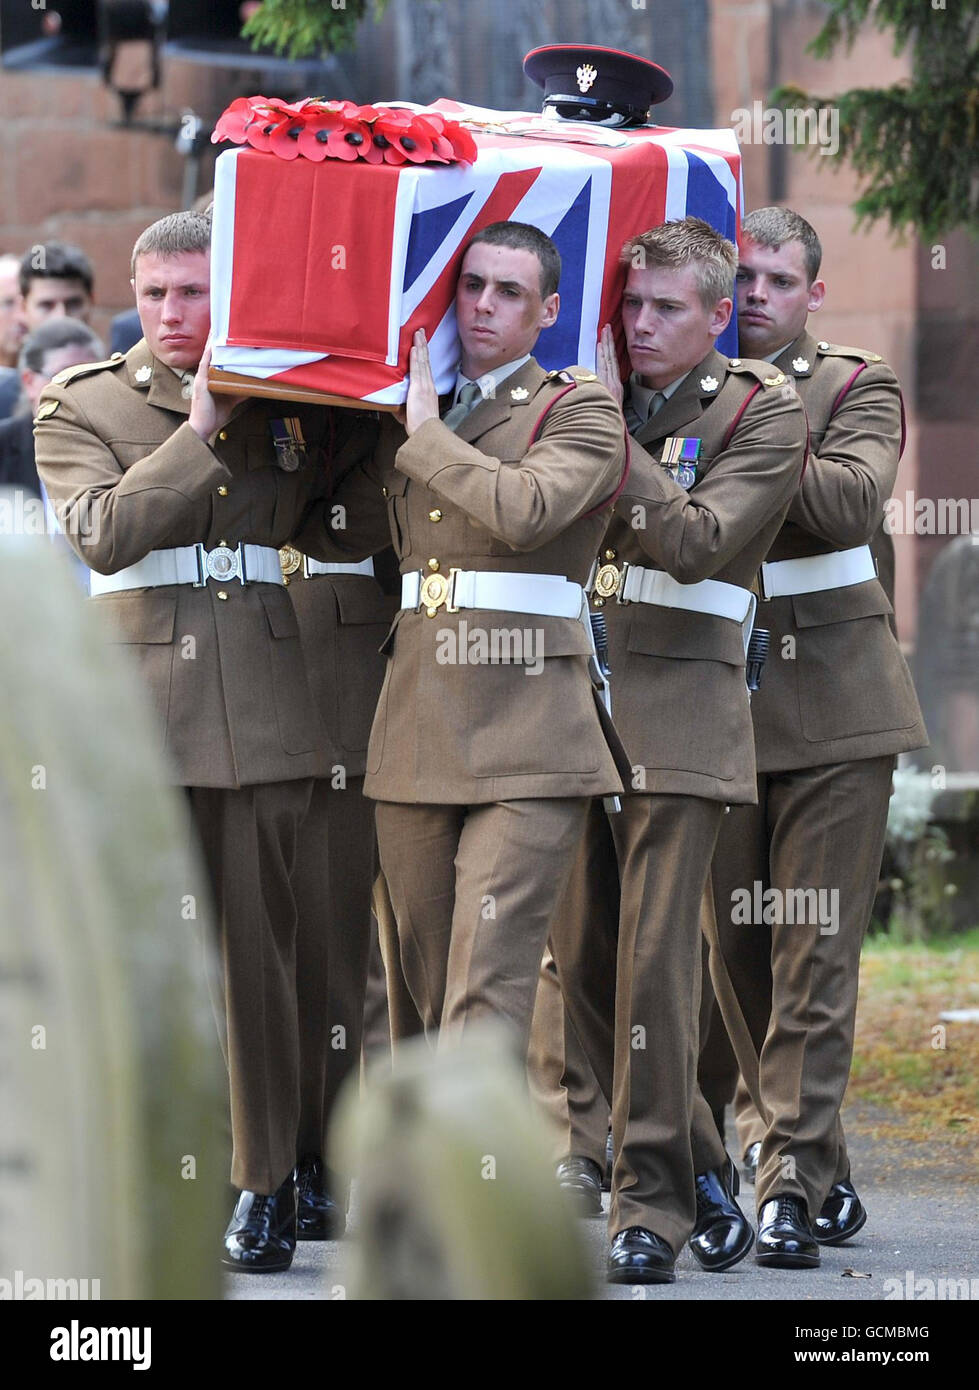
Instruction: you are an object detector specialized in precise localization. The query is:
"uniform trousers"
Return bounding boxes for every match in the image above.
[188,778,314,1195]
[709,755,895,1217]
[527,945,609,1167]
[374,798,590,1056]
[550,794,728,1253]
[293,776,376,1178]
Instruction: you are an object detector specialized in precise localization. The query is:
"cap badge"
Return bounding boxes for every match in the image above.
[576,63,598,93]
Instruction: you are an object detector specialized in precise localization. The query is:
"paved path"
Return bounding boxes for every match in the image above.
[225,1102,979,1305]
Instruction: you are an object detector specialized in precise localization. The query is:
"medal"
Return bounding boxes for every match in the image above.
[270,418,307,471]
[661,436,701,489]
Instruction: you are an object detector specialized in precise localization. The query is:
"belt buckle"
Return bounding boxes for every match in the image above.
[196,542,245,586]
[279,544,303,578]
[418,566,460,617]
[593,560,624,604]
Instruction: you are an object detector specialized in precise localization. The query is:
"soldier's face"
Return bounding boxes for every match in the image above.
[736,238,824,356]
[132,250,211,370]
[455,243,558,379]
[621,264,731,389]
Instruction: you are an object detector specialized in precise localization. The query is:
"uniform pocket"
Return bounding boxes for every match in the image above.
[258,587,316,754]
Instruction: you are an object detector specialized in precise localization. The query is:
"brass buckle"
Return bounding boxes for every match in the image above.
[418,567,460,617]
[279,544,303,578]
[593,561,623,603]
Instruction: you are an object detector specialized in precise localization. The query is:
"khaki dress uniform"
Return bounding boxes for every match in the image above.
[279,534,400,1168]
[300,357,629,1056]
[34,339,372,1196]
[549,349,808,1253]
[709,332,927,1220]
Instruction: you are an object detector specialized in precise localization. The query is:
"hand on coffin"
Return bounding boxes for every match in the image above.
[190,342,248,443]
[404,327,440,436]
[597,323,624,408]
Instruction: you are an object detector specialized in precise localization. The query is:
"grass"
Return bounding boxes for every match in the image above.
[848,929,979,1152]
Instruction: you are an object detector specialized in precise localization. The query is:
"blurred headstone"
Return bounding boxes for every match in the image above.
[0,507,228,1300]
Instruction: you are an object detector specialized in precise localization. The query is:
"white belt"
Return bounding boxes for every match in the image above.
[401,568,583,619]
[303,556,375,579]
[760,545,876,599]
[89,543,284,595]
[605,563,755,623]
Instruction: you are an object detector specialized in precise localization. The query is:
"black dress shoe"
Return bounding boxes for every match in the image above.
[755,1194,820,1268]
[814,1178,867,1245]
[688,1156,754,1272]
[295,1153,345,1241]
[607,1227,676,1284]
[221,1174,297,1273]
[743,1141,761,1185]
[556,1155,604,1216]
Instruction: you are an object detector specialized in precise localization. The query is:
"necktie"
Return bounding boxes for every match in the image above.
[442,380,483,431]
[648,390,667,417]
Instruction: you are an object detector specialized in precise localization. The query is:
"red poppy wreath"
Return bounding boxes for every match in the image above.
[212,96,478,166]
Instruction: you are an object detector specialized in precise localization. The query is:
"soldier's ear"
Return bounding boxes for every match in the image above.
[807,278,826,313]
[540,291,559,329]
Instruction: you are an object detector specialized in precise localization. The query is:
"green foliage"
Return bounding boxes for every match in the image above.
[241,0,391,59]
[772,0,979,237]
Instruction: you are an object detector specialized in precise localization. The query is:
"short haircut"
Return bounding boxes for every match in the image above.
[19,317,104,375]
[463,221,561,298]
[130,210,212,278]
[621,217,738,309]
[741,207,822,284]
[18,241,95,298]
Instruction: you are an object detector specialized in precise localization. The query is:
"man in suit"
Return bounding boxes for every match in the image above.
[549,216,808,1283]
[0,318,104,497]
[302,220,628,1061]
[34,209,375,1274]
[708,207,927,1267]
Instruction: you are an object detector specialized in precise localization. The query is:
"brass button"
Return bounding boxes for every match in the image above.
[382,486,389,498]
[217,590,228,601]
[283,575,290,586]
[593,596,605,608]
[429,509,442,522]
[217,485,228,497]
[218,539,227,547]
[218,429,228,441]
[428,558,440,572]
[604,548,616,561]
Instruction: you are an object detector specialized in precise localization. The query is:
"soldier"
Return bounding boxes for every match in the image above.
[301,220,629,1060]
[709,207,926,1267]
[278,540,399,1237]
[549,217,808,1284]
[34,210,376,1274]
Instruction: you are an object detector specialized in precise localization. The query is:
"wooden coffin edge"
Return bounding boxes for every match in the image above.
[208,366,404,412]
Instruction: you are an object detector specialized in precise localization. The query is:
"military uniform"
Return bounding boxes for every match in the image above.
[709,333,927,1221]
[33,339,372,1196]
[279,537,399,1177]
[549,349,807,1252]
[302,357,628,1055]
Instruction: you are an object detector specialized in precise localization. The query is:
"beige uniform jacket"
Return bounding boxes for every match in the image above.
[595,349,807,804]
[283,551,400,780]
[750,332,926,771]
[33,339,374,789]
[300,358,630,804]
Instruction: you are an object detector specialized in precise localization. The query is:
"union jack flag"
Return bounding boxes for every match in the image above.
[210,101,743,405]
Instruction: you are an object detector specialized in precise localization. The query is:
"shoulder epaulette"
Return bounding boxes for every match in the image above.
[50,353,126,388]
[726,357,789,388]
[815,341,884,365]
[545,368,579,386]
